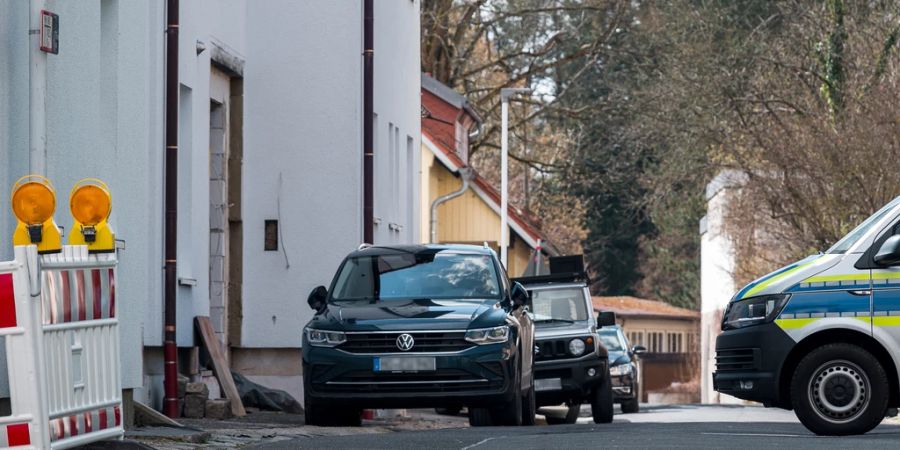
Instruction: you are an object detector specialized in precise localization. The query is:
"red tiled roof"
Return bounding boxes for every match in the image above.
[592,296,700,320]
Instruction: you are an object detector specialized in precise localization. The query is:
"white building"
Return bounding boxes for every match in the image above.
[0,0,421,412]
[699,171,745,404]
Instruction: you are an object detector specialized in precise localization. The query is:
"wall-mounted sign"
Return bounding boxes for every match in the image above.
[40,10,59,54]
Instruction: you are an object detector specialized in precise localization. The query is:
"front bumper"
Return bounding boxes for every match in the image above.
[610,369,636,401]
[533,354,607,406]
[303,341,517,409]
[713,322,795,407]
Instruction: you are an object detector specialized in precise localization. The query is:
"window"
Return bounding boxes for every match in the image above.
[528,288,589,323]
[665,332,678,353]
[331,252,501,301]
[647,332,664,353]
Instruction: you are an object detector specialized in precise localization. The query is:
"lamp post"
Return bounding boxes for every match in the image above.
[499,87,530,269]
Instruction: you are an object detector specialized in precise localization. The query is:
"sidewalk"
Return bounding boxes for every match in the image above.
[103,409,469,449]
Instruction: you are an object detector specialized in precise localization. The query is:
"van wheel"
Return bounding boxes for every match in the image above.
[790,343,888,436]
[591,377,614,424]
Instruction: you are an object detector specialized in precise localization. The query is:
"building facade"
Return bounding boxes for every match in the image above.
[0,0,421,410]
[420,74,555,276]
[593,296,700,402]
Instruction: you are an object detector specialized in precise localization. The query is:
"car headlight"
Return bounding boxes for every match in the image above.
[722,294,791,331]
[465,325,509,345]
[568,338,586,356]
[306,328,347,347]
[610,364,632,376]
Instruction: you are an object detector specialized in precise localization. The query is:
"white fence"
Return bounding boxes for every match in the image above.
[0,245,122,449]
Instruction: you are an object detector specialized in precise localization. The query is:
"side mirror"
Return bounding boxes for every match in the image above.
[632,345,647,356]
[511,282,530,308]
[307,286,328,312]
[875,235,900,266]
[597,311,616,327]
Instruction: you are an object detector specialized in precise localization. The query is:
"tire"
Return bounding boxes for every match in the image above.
[304,402,361,427]
[521,385,536,426]
[469,407,493,427]
[435,407,462,416]
[303,396,323,426]
[490,358,524,426]
[790,343,889,436]
[591,377,614,424]
[621,397,640,414]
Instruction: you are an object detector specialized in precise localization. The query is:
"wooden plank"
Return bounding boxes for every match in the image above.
[195,316,246,416]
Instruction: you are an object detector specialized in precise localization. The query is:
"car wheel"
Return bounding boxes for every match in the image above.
[469,407,493,426]
[521,384,536,425]
[490,358,524,426]
[591,377,614,424]
[435,407,462,416]
[303,397,323,426]
[791,343,888,436]
[621,397,640,414]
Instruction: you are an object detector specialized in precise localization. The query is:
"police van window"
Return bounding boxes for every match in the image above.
[828,196,900,254]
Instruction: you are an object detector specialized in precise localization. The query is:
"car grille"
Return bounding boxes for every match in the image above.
[536,337,593,361]
[715,348,759,372]
[337,331,473,353]
[321,369,503,393]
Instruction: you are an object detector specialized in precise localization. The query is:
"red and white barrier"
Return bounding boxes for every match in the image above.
[1,245,123,449]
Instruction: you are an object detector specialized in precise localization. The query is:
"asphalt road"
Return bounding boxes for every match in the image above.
[248,405,900,450]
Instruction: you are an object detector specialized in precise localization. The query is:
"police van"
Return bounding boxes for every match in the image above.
[715,196,900,435]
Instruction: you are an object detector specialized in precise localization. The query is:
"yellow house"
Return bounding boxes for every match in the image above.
[420,74,557,276]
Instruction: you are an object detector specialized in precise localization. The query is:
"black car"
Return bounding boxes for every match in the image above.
[302,244,536,427]
[598,325,645,413]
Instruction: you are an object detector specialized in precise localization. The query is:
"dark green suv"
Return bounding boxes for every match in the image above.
[302,244,536,427]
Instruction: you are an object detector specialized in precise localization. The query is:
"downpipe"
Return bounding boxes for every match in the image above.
[430,168,472,244]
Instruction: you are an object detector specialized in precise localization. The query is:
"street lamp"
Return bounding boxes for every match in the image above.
[500,87,530,269]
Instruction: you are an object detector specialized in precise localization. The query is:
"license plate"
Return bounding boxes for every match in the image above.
[374,356,436,372]
[535,378,562,392]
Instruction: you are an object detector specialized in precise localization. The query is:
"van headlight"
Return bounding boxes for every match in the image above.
[465,325,509,344]
[306,328,347,347]
[722,294,791,330]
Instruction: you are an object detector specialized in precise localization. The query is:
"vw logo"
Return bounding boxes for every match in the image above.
[396,333,415,351]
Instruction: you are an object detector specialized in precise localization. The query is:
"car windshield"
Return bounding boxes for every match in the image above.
[527,288,588,323]
[828,196,900,254]
[599,330,625,352]
[330,251,501,301]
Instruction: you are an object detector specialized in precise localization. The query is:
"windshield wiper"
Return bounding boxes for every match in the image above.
[534,318,575,324]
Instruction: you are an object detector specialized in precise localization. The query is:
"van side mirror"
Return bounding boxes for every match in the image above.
[597,311,616,327]
[511,282,530,308]
[308,286,328,312]
[875,235,900,266]
[631,345,647,356]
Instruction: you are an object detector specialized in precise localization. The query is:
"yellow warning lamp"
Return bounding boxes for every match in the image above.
[68,178,115,253]
[11,175,62,253]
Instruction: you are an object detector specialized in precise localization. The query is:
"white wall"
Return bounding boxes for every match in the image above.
[0,1,167,393]
[372,0,422,246]
[240,0,422,348]
[699,171,743,404]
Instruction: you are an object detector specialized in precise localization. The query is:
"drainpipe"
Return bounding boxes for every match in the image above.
[163,0,179,418]
[430,168,472,243]
[363,0,374,244]
[29,0,47,175]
